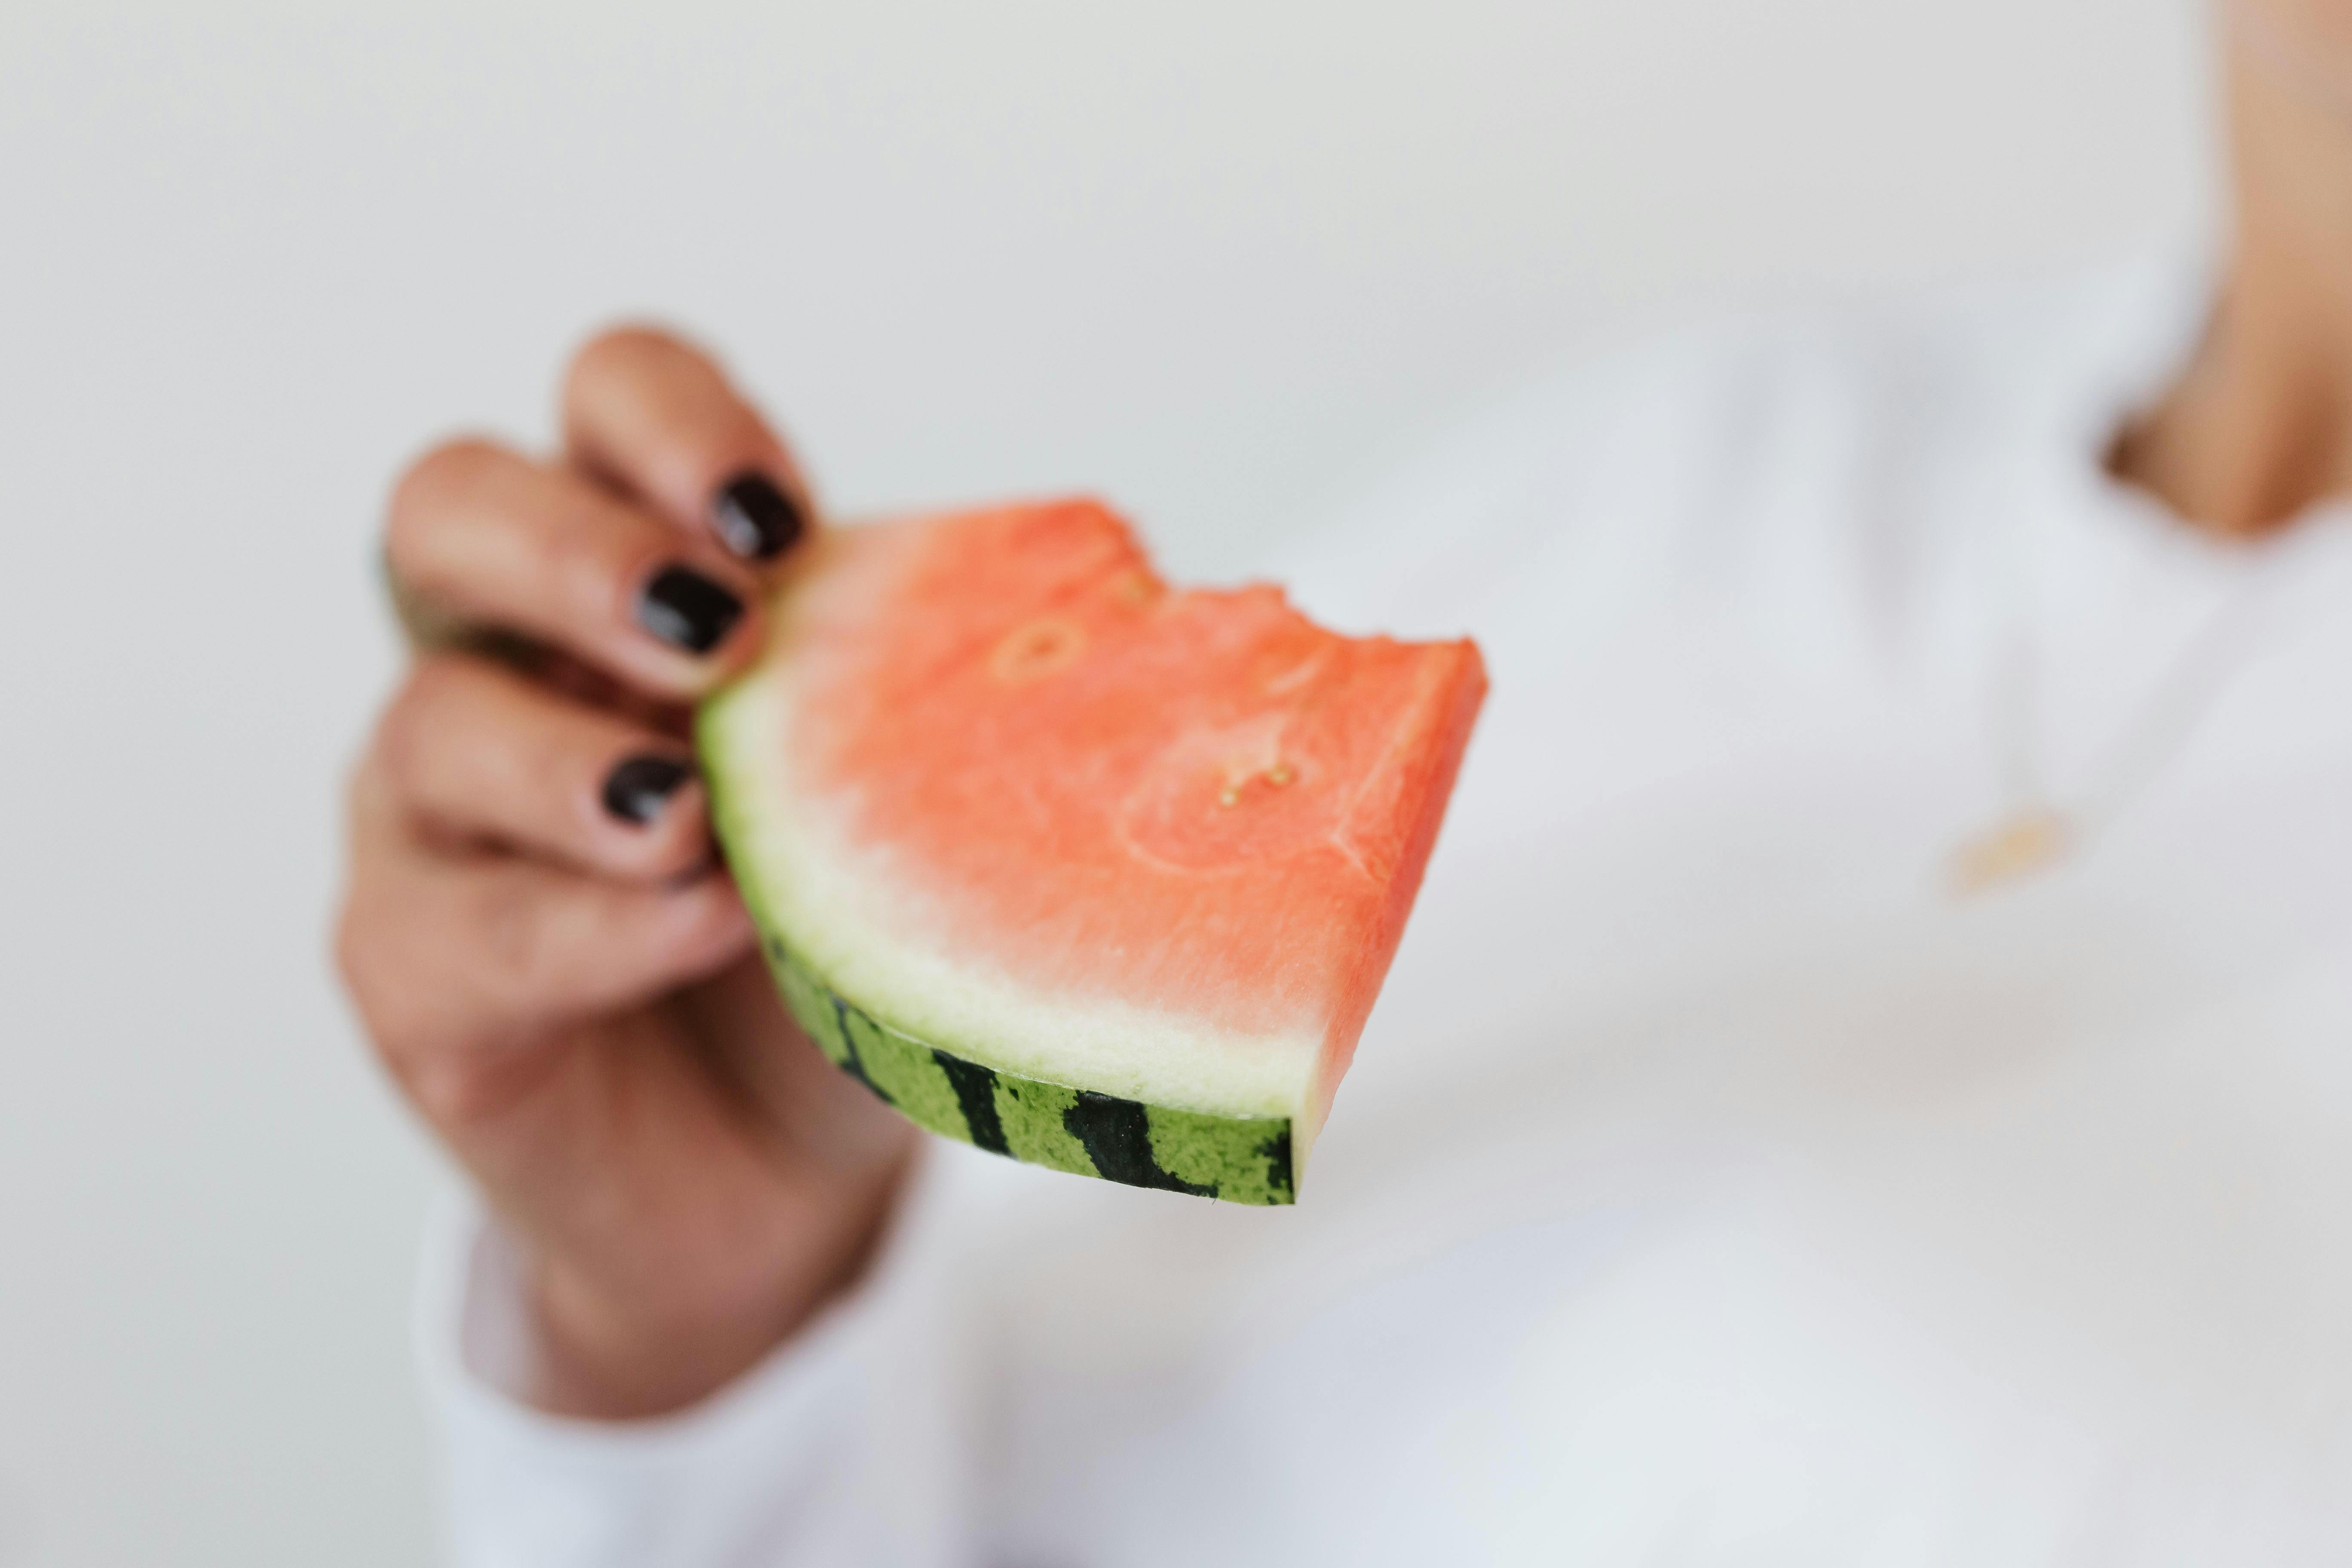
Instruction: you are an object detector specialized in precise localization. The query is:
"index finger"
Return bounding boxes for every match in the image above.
[562,325,817,564]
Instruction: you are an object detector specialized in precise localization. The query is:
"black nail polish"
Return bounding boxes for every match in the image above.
[603,755,695,826]
[710,471,806,561]
[638,565,745,654]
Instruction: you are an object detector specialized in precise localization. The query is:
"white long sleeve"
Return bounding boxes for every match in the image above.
[418,1157,980,1568]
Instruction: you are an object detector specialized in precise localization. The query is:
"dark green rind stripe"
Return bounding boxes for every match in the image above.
[759,934,1295,1206]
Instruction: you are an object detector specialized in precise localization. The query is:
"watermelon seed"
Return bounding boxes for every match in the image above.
[991,616,1087,683]
[1218,787,1241,808]
[1267,763,1295,787]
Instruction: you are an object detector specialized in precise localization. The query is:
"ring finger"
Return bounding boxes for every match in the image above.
[379,653,716,883]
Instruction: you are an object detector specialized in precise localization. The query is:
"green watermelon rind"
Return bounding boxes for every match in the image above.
[697,704,1297,1208]
[765,933,1295,1206]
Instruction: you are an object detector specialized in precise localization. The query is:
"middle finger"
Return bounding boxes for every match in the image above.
[386,437,763,701]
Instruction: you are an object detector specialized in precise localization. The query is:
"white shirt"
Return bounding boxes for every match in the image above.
[423,255,2352,1566]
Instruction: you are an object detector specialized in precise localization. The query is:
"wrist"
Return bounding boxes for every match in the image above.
[524,1268,783,1420]
[518,1171,906,1420]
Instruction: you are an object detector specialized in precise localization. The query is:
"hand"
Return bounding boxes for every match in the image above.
[337,328,918,1419]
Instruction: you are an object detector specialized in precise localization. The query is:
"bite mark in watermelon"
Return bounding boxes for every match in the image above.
[698,499,1485,1204]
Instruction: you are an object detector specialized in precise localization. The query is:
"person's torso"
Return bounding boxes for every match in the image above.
[911,258,2352,1566]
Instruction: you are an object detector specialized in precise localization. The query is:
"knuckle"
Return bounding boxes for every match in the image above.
[330,889,374,1009]
[374,658,468,795]
[518,725,593,842]
[401,1064,494,1129]
[542,504,625,600]
[337,863,557,1127]
[567,322,706,400]
[471,873,573,1010]
[342,736,390,830]
[332,879,420,1063]
[391,435,505,519]
[557,732,618,828]
[396,1039,539,1129]
[386,435,508,565]
[329,822,565,1128]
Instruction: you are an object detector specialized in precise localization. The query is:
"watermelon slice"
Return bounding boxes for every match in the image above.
[698,499,1484,1204]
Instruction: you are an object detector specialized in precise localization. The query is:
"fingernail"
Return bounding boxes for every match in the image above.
[710,471,807,561]
[603,754,696,826]
[638,565,745,654]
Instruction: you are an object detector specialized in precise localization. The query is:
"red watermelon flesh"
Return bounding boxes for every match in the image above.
[698,498,1485,1203]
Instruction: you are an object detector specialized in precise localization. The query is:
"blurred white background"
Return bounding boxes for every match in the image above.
[0,1,2209,1561]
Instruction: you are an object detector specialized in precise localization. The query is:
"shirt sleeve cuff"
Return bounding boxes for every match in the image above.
[413,1154,971,1568]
